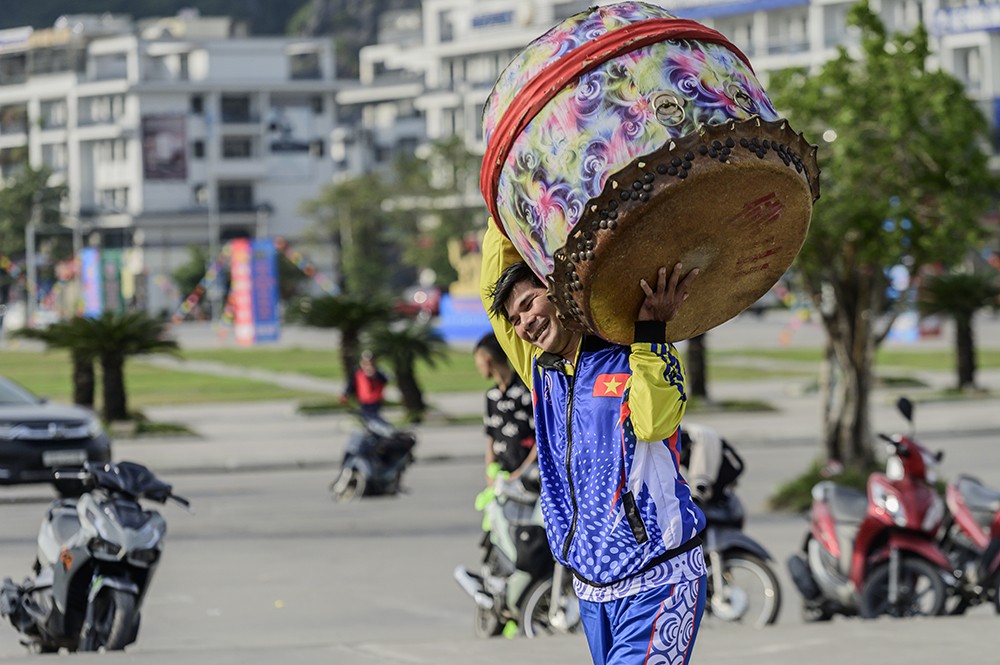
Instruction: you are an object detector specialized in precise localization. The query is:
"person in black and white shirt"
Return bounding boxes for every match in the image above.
[474,333,536,484]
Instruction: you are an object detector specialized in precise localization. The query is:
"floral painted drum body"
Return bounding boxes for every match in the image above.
[481,2,819,344]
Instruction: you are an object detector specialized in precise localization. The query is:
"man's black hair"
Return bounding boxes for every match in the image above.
[488,261,543,320]
[474,332,507,363]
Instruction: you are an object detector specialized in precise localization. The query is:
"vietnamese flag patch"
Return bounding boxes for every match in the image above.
[592,373,629,397]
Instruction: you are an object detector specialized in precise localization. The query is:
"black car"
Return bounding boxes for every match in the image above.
[0,377,111,494]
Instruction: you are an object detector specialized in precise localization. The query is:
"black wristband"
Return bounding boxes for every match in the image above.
[633,321,666,343]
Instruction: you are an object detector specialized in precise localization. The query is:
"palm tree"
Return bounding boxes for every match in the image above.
[14,317,102,407]
[918,269,1000,390]
[89,312,179,420]
[366,319,447,422]
[290,295,392,376]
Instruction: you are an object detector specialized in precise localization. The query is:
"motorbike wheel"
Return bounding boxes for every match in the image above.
[520,578,556,638]
[859,557,946,619]
[79,588,136,651]
[330,468,366,502]
[709,553,782,628]
[473,605,502,638]
[520,575,579,638]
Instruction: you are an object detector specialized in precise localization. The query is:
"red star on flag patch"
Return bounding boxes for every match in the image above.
[592,373,629,397]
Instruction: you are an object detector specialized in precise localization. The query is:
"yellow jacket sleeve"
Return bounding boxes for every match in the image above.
[479,222,537,389]
[625,321,687,441]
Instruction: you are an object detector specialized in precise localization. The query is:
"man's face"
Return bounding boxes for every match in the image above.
[504,280,574,355]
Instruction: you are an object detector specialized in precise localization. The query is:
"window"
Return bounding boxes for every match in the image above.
[217,183,254,212]
[99,187,129,210]
[40,99,68,129]
[311,96,324,114]
[289,51,321,80]
[310,139,325,157]
[192,140,205,158]
[955,46,982,92]
[0,104,28,134]
[221,95,253,123]
[223,136,254,159]
[190,94,203,114]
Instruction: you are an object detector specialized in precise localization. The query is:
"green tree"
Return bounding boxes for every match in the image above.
[366,319,447,421]
[171,245,210,299]
[13,313,177,420]
[768,2,996,469]
[13,317,102,407]
[90,312,179,421]
[288,295,392,378]
[0,165,68,302]
[300,173,408,297]
[393,136,484,290]
[918,269,1000,390]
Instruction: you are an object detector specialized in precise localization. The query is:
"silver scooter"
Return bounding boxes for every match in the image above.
[0,461,190,652]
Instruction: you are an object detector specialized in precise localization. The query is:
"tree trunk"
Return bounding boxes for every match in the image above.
[394,364,425,422]
[71,352,95,408]
[818,339,841,465]
[686,334,708,400]
[819,272,881,471]
[100,354,128,421]
[955,315,976,389]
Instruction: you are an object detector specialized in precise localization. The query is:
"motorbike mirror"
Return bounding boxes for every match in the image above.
[897,397,914,423]
[935,450,945,463]
[171,494,195,514]
[877,433,894,443]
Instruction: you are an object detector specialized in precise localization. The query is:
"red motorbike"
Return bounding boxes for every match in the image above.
[787,397,952,619]
[939,474,1000,614]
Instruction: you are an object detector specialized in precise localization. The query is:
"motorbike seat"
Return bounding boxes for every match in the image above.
[698,493,744,528]
[957,476,1000,515]
[821,483,868,524]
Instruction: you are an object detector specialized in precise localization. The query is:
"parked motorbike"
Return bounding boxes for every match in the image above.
[700,490,783,627]
[453,466,579,638]
[939,473,1000,614]
[787,397,951,620]
[0,461,190,652]
[329,414,416,501]
[680,430,782,627]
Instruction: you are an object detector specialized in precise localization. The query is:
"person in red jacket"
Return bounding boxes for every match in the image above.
[342,351,389,420]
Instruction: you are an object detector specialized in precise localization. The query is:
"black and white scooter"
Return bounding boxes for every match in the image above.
[1,461,189,652]
[330,414,416,501]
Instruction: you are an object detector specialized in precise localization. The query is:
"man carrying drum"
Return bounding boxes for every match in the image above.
[481,225,707,665]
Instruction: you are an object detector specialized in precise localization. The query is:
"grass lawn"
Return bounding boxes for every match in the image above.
[0,350,324,408]
[181,346,489,393]
[713,347,1000,372]
[5,343,993,409]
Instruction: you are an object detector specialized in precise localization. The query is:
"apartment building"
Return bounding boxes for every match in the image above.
[335,0,1000,172]
[0,11,338,313]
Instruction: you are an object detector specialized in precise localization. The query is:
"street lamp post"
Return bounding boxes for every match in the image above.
[24,197,41,329]
[255,203,272,239]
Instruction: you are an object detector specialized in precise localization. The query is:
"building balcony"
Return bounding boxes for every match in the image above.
[220,112,261,124]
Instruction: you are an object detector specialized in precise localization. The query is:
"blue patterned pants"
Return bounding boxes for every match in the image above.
[579,576,706,665]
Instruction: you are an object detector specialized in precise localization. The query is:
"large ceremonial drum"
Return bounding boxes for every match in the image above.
[481,2,820,344]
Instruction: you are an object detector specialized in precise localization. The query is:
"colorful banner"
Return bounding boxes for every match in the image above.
[251,239,280,343]
[229,239,254,346]
[435,294,493,343]
[81,248,103,317]
[101,249,124,314]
